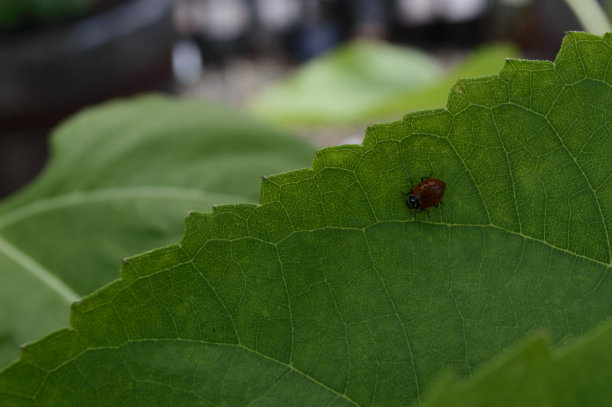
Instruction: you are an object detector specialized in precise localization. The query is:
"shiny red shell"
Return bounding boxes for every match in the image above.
[406,178,446,210]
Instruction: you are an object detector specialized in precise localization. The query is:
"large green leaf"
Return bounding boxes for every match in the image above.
[0,96,316,368]
[2,31,612,405]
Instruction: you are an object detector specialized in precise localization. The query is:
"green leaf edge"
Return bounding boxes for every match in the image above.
[1,31,610,404]
[420,317,612,407]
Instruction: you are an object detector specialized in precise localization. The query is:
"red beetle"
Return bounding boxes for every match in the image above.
[403,178,446,211]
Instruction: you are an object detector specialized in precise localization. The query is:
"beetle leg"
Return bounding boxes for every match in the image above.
[421,174,434,182]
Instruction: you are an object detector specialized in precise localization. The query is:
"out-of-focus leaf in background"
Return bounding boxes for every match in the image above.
[365,43,519,119]
[0,95,316,368]
[250,40,443,125]
[250,40,518,126]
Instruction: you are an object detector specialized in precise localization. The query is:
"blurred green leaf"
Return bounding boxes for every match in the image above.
[1,32,612,406]
[366,43,518,119]
[250,41,518,126]
[0,96,316,368]
[564,0,611,35]
[250,40,444,125]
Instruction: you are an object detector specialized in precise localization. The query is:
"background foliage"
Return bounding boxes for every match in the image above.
[250,41,518,126]
[0,97,316,368]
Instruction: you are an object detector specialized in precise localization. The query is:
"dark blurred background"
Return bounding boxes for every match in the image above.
[0,0,593,197]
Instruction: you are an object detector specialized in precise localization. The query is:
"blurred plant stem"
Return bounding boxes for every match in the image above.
[564,0,611,35]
